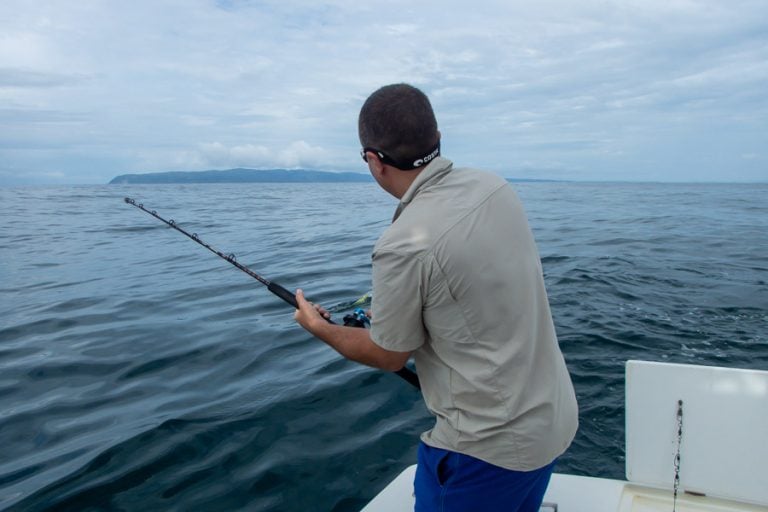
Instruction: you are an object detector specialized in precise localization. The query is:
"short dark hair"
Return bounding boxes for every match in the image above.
[358,83,439,166]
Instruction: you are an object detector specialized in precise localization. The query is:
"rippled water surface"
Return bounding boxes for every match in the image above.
[1,182,766,511]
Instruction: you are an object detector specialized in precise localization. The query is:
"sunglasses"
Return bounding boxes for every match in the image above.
[360,147,400,167]
[360,141,441,171]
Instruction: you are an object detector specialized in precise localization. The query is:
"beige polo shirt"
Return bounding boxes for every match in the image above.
[370,157,578,471]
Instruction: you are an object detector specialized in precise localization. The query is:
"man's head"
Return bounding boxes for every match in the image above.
[358,83,440,171]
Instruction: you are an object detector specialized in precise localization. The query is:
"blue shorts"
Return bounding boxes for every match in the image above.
[414,442,556,512]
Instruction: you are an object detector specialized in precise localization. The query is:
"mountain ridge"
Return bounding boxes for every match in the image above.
[109,168,373,184]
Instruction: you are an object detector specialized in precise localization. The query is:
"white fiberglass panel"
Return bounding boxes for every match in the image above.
[625,360,768,506]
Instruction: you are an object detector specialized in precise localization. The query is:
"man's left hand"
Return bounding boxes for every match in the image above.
[294,288,330,334]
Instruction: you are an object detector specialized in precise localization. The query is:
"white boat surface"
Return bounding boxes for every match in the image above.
[362,360,768,511]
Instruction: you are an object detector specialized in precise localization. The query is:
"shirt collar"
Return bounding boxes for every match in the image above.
[393,157,453,222]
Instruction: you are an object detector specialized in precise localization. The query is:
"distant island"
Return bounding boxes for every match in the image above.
[109,168,373,184]
[109,167,563,185]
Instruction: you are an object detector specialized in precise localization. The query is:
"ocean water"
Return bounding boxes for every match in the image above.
[1,181,766,511]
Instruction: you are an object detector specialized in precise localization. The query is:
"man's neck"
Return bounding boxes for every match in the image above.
[390,166,425,199]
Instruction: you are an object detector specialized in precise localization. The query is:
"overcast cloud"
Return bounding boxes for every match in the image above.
[1,0,766,185]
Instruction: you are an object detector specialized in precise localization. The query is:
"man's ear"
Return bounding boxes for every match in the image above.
[367,151,386,177]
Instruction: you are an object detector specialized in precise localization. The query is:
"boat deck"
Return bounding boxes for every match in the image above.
[361,468,768,511]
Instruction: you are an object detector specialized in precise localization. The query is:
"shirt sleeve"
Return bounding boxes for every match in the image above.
[369,249,427,352]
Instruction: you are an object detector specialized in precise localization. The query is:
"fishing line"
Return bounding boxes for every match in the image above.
[124,197,420,390]
[327,291,372,313]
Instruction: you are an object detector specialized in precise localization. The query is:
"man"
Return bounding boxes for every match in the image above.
[294,83,578,512]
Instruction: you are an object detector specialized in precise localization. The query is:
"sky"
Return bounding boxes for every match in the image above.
[1,0,766,186]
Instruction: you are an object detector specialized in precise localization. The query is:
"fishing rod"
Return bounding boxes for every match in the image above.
[124,197,420,390]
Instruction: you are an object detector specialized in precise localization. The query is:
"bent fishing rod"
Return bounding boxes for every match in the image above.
[124,197,420,390]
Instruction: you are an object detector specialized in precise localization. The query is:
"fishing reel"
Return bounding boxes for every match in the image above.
[343,308,371,328]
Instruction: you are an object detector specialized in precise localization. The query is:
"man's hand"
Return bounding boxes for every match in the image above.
[292,288,411,372]
[294,288,330,335]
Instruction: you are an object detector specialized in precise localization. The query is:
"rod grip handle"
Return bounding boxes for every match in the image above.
[268,281,298,309]
[395,367,421,389]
